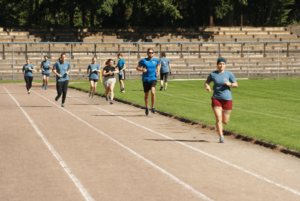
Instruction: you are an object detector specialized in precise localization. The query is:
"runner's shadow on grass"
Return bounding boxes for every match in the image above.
[92,115,145,117]
[146,139,209,143]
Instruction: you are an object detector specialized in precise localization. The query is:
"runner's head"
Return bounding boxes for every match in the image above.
[44,55,48,61]
[105,59,114,67]
[117,53,123,60]
[92,57,97,64]
[160,52,166,58]
[26,59,30,65]
[60,53,66,63]
[147,48,154,59]
[217,58,226,72]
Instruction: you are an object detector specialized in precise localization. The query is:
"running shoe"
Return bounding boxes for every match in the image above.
[61,104,66,107]
[28,91,30,94]
[121,90,125,93]
[45,87,47,90]
[55,97,59,102]
[145,107,150,115]
[164,89,167,91]
[106,96,109,101]
[220,137,225,143]
[42,84,44,88]
[89,93,91,97]
[151,108,157,114]
[160,86,163,91]
[91,95,94,98]
[110,100,113,105]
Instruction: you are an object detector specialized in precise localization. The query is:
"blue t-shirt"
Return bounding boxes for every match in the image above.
[118,59,125,70]
[53,61,71,82]
[88,63,100,80]
[23,64,34,77]
[206,70,237,100]
[41,61,51,74]
[159,57,170,73]
[139,58,159,82]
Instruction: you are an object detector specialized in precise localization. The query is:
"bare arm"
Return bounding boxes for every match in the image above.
[225,81,238,88]
[87,66,90,77]
[52,68,62,78]
[204,82,211,92]
[28,67,36,73]
[65,69,70,75]
[121,64,126,71]
[156,64,161,76]
[40,64,44,71]
[169,64,172,73]
[136,65,147,72]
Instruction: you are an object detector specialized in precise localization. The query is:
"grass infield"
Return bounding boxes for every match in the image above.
[69,78,300,152]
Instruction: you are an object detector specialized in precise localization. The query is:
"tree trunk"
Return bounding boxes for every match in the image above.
[35,0,39,25]
[69,0,74,27]
[266,0,273,25]
[29,0,34,26]
[210,6,213,26]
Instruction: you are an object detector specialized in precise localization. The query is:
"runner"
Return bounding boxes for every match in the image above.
[158,52,171,91]
[87,57,101,98]
[22,59,36,94]
[204,58,238,143]
[40,55,51,90]
[102,59,119,105]
[117,53,126,93]
[52,53,71,107]
[136,48,160,115]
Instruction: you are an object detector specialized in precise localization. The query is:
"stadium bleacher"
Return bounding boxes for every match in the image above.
[0,26,300,80]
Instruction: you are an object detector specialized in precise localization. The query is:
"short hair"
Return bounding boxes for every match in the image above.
[61,53,66,57]
[147,48,154,53]
[105,59,114,65]
[92,56,97,60]
[26,59,30,62]
[44,55,48,58]
[161,52,166,57]
[117,53,123,57]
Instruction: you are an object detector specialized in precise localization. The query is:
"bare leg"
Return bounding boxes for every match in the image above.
[150,87,156,108]
[43,75,46,86]
[213,107,223,137]
[105,87,110,97]
[120,80,124,89]
[144,91,150,108]
[93,82,98,95]
[45,76,49,87]
[109,82,115,100]
[164,82,168,90]
[160,80,163,87]
[222,110,232,124]
[89,81,94,94]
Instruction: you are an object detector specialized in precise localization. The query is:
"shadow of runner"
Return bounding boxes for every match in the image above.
[92,115,145,117]
[146,139,210,143]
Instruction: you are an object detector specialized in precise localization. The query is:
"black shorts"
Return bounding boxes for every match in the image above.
[160,73,169,82]
[118,71,125,80]
[143,80,157,93]
[89,79,98,82]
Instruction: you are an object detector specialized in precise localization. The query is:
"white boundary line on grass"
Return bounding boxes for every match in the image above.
[33,90,213,201]
[4,87,94,201]
[65,92,300,197]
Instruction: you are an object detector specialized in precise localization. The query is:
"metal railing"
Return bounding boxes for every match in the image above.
[1,41,300,80]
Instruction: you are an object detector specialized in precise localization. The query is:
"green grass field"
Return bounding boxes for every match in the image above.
[69,78,300,152]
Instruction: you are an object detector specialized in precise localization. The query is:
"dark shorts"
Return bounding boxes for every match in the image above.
[118,71,125,80]
[212,97,232,110]
[143,80,157,93]
[42,73,50,77]
[89,79,99,82]
[160,73,169,82]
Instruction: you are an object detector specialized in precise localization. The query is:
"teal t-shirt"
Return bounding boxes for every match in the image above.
[206,70,236,100]
[139,58,159,82]
[23,64,34,77]
[158,57,170,73]
[41,61,51,74]
[88,63,100,80]
[54,61,71,82]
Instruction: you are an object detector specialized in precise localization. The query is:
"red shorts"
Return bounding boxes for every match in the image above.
[211,97,232,110]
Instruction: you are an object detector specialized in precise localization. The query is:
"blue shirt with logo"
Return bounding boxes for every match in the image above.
[41,61,51,75]
[139,58,159,82]
[88,63,100,80]
[206,70,236,100]
[53,61,71,82]
[118,59,125,70]
[23,64,34,77]
[159,57,170,73]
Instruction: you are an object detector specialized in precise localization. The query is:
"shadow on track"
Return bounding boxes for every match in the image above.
[146,139,210,143]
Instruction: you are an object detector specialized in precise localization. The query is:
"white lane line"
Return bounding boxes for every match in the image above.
[33,90,213,201]
[4,87,94,201]
[66,93,300,197]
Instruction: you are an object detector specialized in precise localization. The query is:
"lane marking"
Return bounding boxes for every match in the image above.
[4,87,94,201]
[64,91,300,197]
[33,90,213,201]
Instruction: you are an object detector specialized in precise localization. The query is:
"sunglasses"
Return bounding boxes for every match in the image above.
[148,52,154,54]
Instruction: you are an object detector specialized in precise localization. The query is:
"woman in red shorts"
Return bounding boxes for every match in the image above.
[204,58,238,143]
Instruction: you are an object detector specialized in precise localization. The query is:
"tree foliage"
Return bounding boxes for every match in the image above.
[0,0,298,28]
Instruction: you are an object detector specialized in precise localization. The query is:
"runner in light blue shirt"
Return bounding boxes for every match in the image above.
[158,52,172,91]
[87,57,101,98]
[40,55,52,90]
[22,59,36,94]
[204,58,238,143]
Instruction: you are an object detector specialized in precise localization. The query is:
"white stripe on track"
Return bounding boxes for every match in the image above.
[66,93,300,197]
[33,90,213,201]
[4,87,94,201]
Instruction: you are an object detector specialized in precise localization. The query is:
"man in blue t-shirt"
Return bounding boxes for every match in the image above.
[117,53,126,93]
[136,48,160,115]
[40,55,52,90]
[52,53,71,107]
[158,52,172,91]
